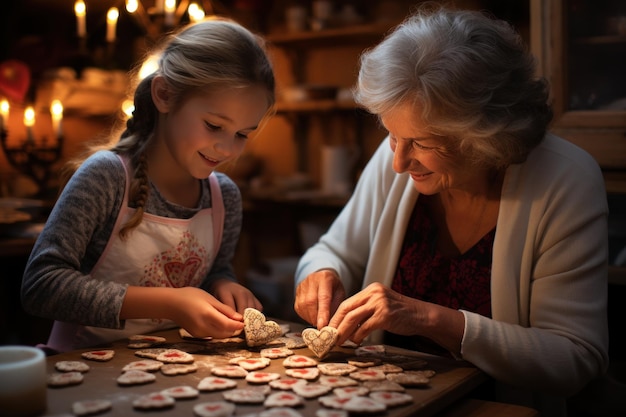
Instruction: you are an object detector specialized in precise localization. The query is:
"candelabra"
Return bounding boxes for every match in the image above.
[0,131,64,197]
[74,0,211,45]
[0,102,64,197]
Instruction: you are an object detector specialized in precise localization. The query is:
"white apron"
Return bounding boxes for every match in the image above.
[46,156,224,352]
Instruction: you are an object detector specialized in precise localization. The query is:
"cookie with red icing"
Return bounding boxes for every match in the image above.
[282,355,318,368]
[81,349,115,362]
[197,376,238,391]
[264,392,304,408]
[132,392,175,410]
[193,401,236,417]
[155,348,194,363]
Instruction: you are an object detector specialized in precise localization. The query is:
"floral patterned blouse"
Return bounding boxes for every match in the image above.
[386,196,495,355]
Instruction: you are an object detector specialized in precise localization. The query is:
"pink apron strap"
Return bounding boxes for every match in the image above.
[208,173,224,259]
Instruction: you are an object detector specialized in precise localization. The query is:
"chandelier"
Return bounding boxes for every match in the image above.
[73,0,212,46]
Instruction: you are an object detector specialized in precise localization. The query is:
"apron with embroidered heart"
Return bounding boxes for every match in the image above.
[46,155,224,352]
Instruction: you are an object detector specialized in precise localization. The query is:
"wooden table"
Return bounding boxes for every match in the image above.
[437,399,540,417]
[41,323,488,417]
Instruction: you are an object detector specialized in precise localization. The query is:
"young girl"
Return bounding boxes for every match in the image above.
[21,18,276,353]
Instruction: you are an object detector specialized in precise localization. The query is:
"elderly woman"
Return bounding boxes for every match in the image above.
[294,6,609,417]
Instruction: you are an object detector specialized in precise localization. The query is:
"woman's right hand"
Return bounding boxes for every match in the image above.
[294,269,346,329]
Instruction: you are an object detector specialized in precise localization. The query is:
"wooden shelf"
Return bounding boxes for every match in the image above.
[533,0,626,172]
[573,35,626,45]
[275,99,362,113]
[266,22,395,46]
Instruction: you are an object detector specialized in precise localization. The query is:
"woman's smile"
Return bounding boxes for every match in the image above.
[410,171,433,181]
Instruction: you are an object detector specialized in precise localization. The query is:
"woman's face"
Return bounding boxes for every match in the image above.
[159,84,270,180]
[381,103,478,195]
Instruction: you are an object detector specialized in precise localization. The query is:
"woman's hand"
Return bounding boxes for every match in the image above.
[294,269,346,329]
[211,279,263,314]
[328,282,465,354]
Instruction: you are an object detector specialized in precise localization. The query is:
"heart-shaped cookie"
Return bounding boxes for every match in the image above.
[301,326,339,358]
[243,308,283,347]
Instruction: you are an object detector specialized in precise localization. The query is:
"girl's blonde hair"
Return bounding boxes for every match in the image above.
[63,18,275,238]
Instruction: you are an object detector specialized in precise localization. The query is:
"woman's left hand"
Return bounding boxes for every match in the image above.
[328,282,421,345]
[328,282,465,353]
[212,279,263,314]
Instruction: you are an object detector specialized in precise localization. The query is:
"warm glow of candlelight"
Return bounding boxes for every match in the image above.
[188,3,205,22]
[165,0,176,13]
[122,99,135,118]
[51,100,63,138]
[24,106,35,144]
[138,54,159,80]
[75,0,87,38]
[126,0,139,14]
[24,107,35,128]
[0,99,8,131]
[164,0,176,26]
[106,7,119,43]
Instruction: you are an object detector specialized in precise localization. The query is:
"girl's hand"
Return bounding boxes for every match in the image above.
[166,286,246,339]
[121,286,246,339]
[211,279,263,314]
[294,269,346,329]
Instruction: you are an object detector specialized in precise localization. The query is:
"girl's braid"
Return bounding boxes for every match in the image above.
[117,74,157,238]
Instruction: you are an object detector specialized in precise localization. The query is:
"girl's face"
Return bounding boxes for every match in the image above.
[157,83,270,180]
[381,103,479,195]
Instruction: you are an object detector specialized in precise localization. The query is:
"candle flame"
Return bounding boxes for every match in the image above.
[107,7,119,24]
[188,3,205,22]
[126,0,139,14]
[165,0,176,13]
[74,0,86,16]
[24,106,35,127]
[0,99,9,117]
[51,100,63,120]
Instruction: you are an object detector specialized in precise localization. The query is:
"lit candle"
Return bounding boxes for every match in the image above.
[106,7,119,43]
[164,0,176,27]
[0,99,8,131]
[24,106,35,144]
[126,0,139,14]
[74,0,87,38]
[51,100,63,138]
[125,0,152,34]
[188,3,205,23]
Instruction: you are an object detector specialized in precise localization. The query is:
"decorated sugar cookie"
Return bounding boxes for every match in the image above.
[243,308,283,347]
[72,399,112,416]
[81,349,115,362]
[302,326,338,359]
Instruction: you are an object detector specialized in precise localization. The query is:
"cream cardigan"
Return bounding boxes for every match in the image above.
[296,133,609,415]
